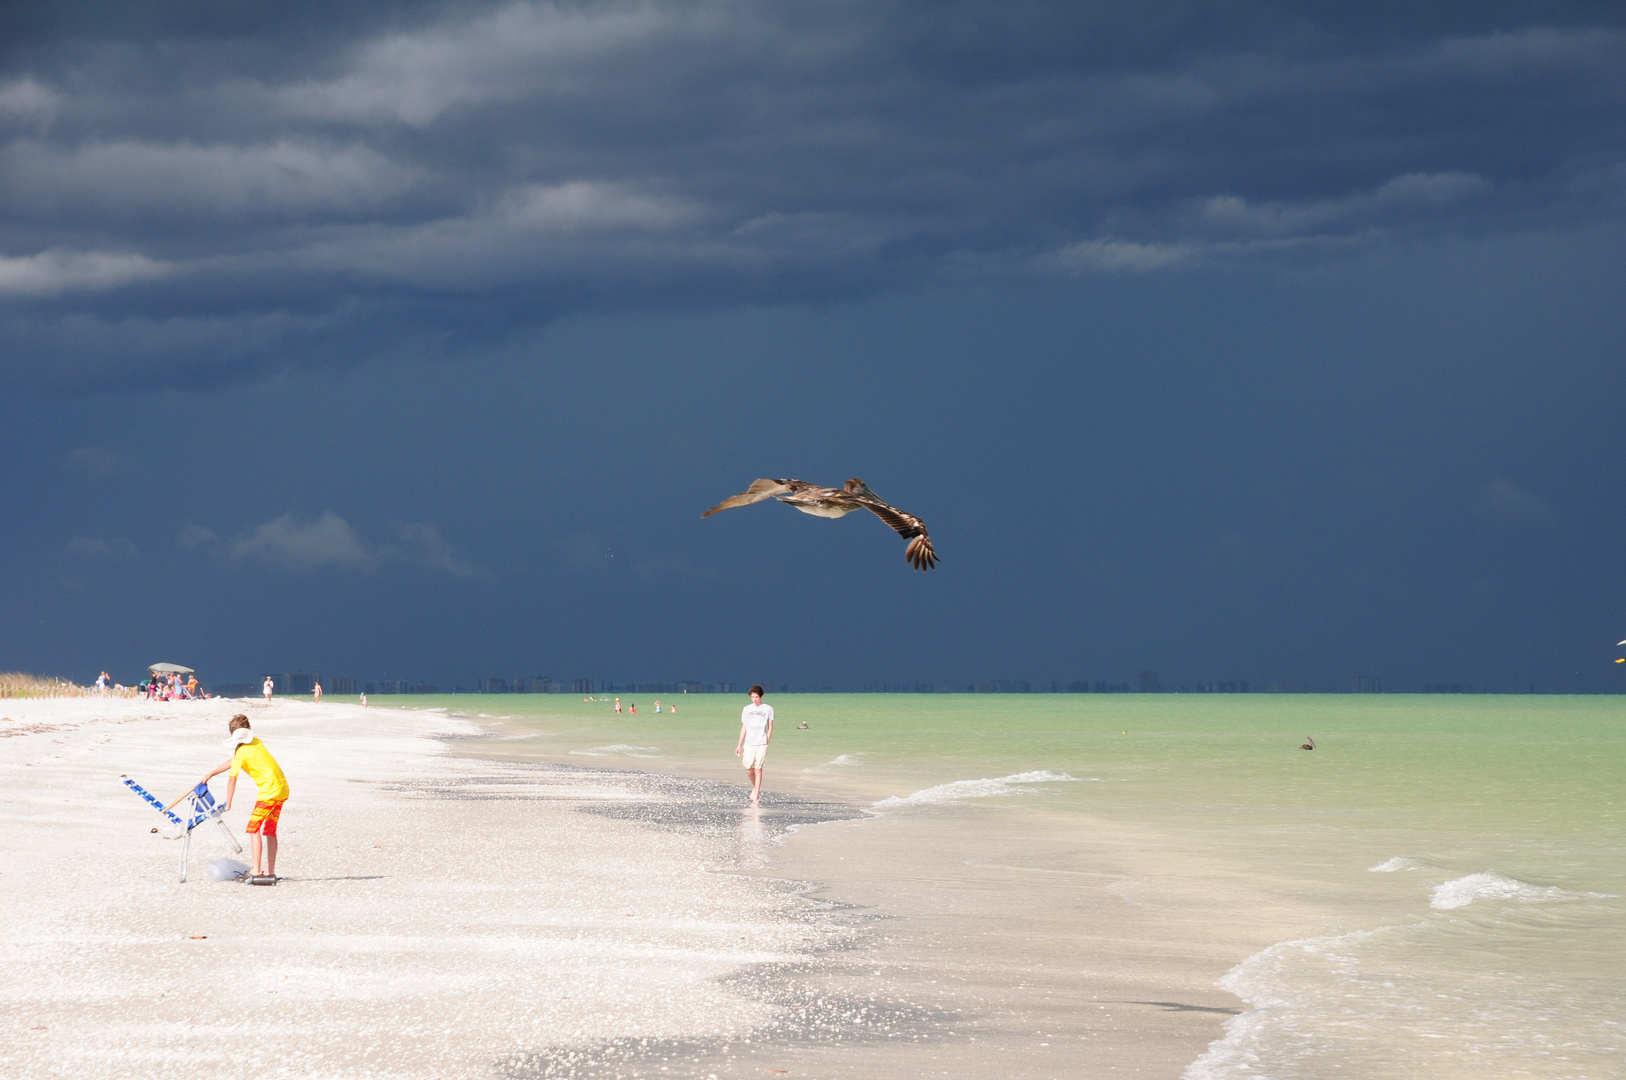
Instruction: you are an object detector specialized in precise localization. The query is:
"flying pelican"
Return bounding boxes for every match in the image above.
[703,478,939,571]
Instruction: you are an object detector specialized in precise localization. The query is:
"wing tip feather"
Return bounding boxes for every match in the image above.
[905,536,939,571]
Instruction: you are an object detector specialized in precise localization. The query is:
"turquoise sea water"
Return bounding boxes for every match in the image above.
[370,693,1625,1077]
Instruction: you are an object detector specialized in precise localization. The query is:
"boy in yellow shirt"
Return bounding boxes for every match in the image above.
[197,715,290,879]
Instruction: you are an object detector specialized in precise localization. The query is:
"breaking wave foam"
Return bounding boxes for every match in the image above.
[1429,872,1608,910]
[1184,929,1379,1080]
[872,770,1085,809]
[1369,856,1427,872]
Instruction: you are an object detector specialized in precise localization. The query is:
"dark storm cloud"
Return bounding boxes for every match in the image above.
[1,1,1623,388]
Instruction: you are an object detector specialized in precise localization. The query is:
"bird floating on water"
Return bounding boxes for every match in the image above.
[703,477,938,571]
[1301,736,1316,751]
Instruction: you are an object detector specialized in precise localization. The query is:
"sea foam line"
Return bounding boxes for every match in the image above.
[568,744,662,758]
[801,753,865,775]
[872,770,1103,809]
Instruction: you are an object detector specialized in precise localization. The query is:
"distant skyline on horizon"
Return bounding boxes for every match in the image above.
[5,2,1625,693]
[194,670,1568,698]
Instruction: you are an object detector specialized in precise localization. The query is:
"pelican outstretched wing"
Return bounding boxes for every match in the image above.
[701,478,795,517]
[703,475,939,571]
[853,493,939,571]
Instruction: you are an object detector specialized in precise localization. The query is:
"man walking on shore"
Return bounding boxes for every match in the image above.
[734,685,774,807]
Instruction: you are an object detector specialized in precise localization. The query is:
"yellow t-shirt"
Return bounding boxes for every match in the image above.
[230,738,290,802]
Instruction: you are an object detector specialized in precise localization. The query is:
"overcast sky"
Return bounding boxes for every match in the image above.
[3,1,1624,692]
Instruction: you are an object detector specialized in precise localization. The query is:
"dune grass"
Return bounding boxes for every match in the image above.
[0,672,135,699]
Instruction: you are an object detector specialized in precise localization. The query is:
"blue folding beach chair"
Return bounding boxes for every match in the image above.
[121,774,243,882]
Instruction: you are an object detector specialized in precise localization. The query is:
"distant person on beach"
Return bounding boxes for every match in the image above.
[734,685,774,807]
[95,671,108,697]
[629,703,637,714]
[360,693,368,707]
[194,715,289,880]
[654,700,661,713]
[614,697,622,713]
[263,677,274,704]
[313,680,322,703]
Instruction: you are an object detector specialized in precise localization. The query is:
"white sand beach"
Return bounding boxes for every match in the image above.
[0,699,843,1079]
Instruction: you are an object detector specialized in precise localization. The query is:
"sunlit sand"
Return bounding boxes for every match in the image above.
[0,699,840,1078]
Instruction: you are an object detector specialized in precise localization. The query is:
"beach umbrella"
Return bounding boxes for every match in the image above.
[148,662,195,674]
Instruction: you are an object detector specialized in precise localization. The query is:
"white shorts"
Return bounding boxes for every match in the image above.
[742,743,768,769]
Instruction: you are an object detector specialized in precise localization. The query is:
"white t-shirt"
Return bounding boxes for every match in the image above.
[740,703,774,746]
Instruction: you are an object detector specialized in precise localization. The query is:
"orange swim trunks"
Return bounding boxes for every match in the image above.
[246,799,285,836]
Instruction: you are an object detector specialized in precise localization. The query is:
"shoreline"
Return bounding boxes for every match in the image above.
[452,708,1269,1079]
[3,696,1293,1078]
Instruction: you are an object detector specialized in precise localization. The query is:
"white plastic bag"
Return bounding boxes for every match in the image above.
[206,858,251,881]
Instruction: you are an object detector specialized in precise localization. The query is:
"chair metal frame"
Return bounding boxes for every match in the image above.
[121,775,244,882]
